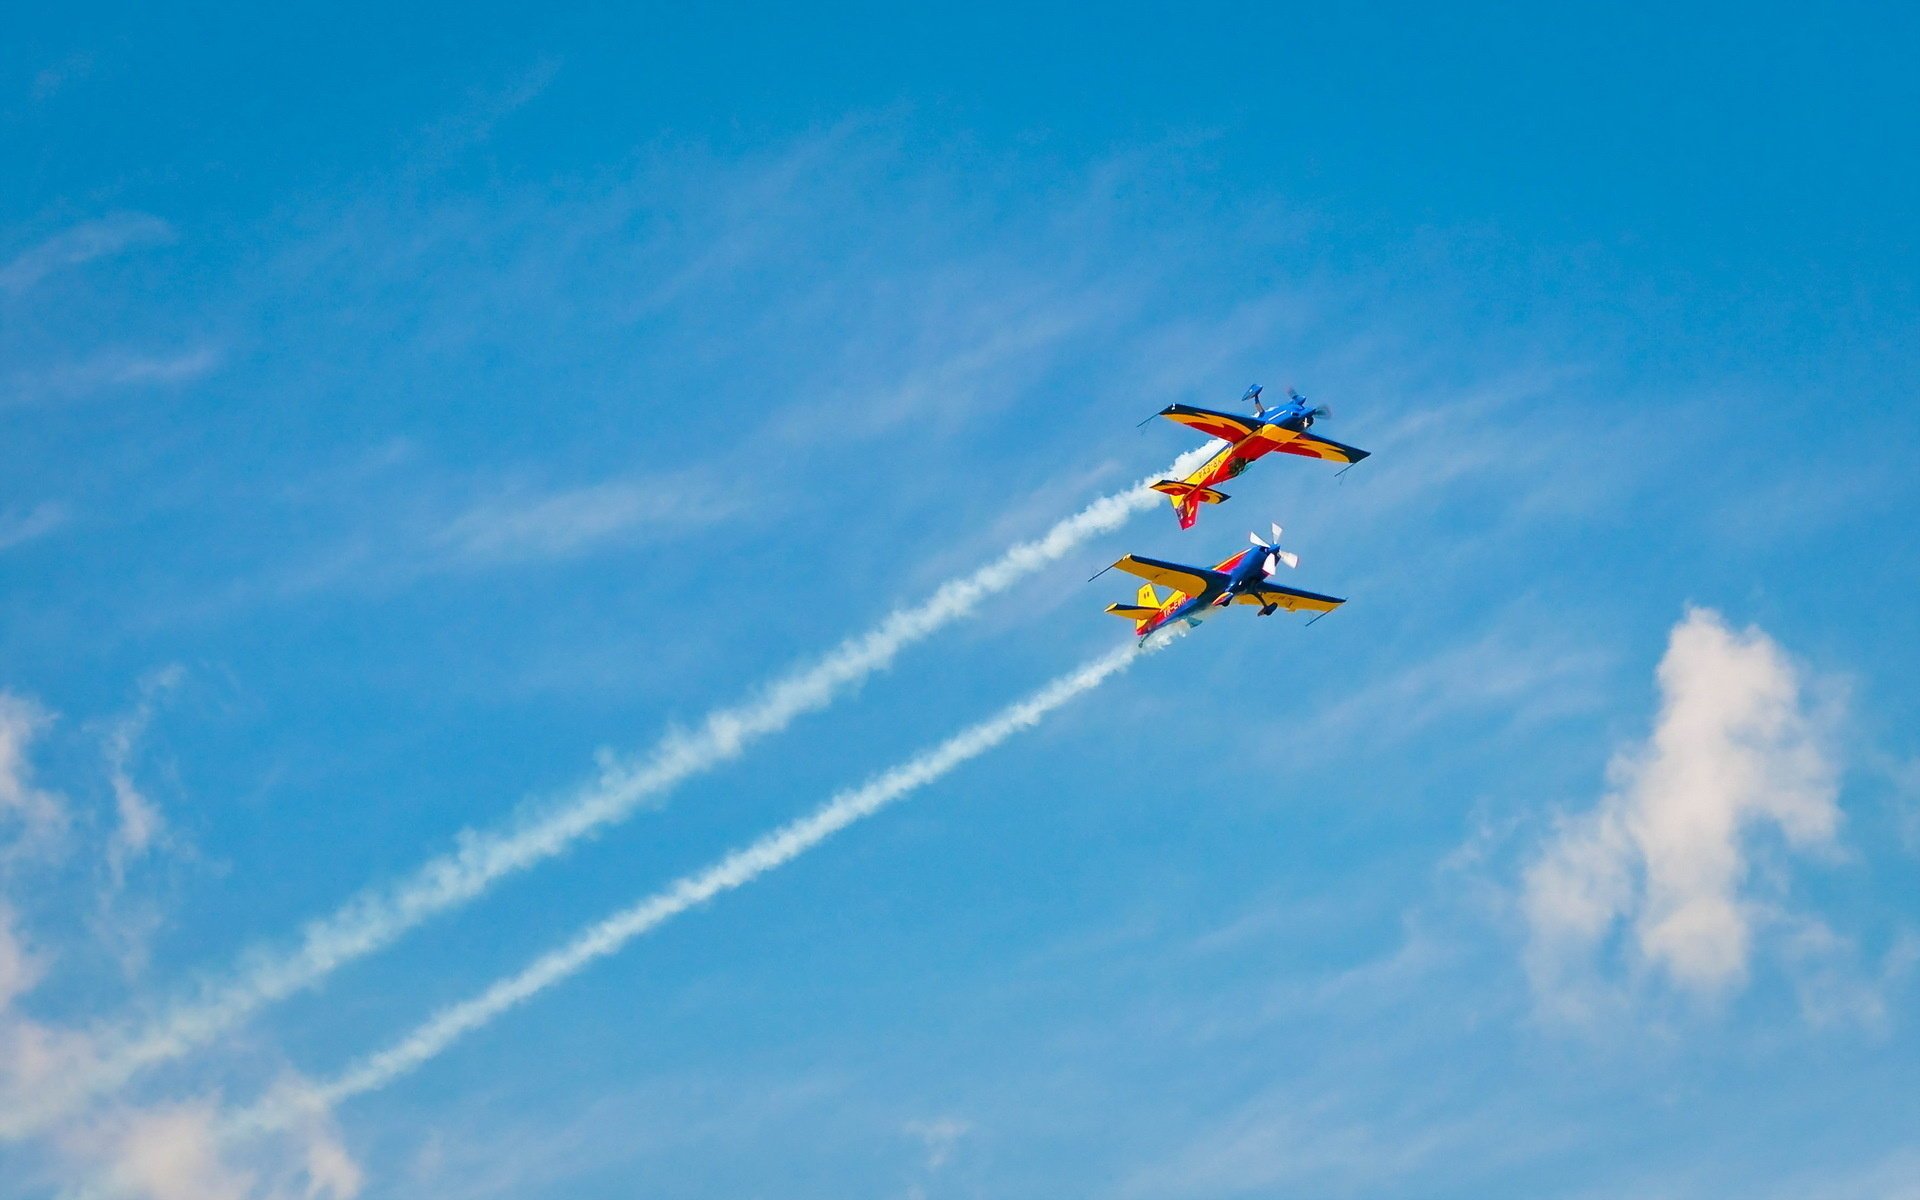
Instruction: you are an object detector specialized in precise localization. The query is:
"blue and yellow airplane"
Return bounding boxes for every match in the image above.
[1099,525,1345,642]
[1148,385,1371,528]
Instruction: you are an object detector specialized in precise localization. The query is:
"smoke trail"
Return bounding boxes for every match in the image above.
[6,444,1214,1135]
[238,640,1149,1134]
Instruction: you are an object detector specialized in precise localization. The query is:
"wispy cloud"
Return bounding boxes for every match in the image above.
[904,1115,972,1172]
[0,903,43,1014]
[244,640,1150,1127]
[1307,617,1613,745]
[431,477,730,567]
[0,699,87,1140]
[0,214,174,296]
[1777,915,1919,1031]
[28,52,94,103]
[102,667,185,888]
[0,694,68,867]
[200,464,743,612]
[1118,1088,1489,1199]
[7,346,222,406]
[0,687,363,1200]
[0,502,69,552]
[51,347,221,389]
[413,57,562,162]
[1522,607,1844,1015]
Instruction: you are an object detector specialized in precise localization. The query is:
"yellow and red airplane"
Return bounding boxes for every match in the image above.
[1149,385,1370,528]
[1099,525,1344,644]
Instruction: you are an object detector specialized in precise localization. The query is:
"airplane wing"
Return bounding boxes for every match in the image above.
[1263,428,1371,465]
[1159,406,1370,464]
[1156,404,1260,443]
[1232,582,1346,613]
[1109,554,1227,597]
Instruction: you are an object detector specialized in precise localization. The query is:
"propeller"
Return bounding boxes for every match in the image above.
[1249,523,1298,575]
[1287,386,1332,425]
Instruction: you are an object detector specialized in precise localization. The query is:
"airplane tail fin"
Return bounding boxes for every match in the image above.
[1149,480,1229,529]
[1104,583,1166,634]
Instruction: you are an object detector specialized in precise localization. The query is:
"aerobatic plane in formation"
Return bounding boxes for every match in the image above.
[1099,525,1344,643]
[1148,385,1371,528]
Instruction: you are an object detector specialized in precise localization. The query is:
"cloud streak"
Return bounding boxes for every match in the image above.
[3,444,1214,1135]
[0,214,174,296]
[244,638,1150,1128]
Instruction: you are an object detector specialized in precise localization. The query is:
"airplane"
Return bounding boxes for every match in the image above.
[1147,384,1371,528]
[1099,524,1345,642]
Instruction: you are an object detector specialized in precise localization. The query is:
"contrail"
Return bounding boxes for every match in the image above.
[237,639,1152,1135]
[5,443,1215,1135]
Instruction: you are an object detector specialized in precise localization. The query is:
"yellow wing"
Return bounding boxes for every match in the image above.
[1155,404,1260,443]
[1160,405,1371,464]
[1104,603,1160,621]
[1108,554,1226,598]
[1232,583,1345,614]
[1257,428,1371,465]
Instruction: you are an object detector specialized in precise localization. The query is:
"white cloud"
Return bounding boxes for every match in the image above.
[83,1103,257,1200]
[57,1096,362,1200]
[0,214,174,295]
[0,684,363,1199]
[1523,607,1842,1012]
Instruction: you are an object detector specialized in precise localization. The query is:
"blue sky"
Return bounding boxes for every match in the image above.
[3,5,1918,1197]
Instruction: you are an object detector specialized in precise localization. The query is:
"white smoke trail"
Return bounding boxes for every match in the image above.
[237,639,1150,1135]
[6,443,1215,1135]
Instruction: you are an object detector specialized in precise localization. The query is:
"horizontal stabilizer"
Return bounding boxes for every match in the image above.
[1149,480,1228,504]
[1104,603,1160,621]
